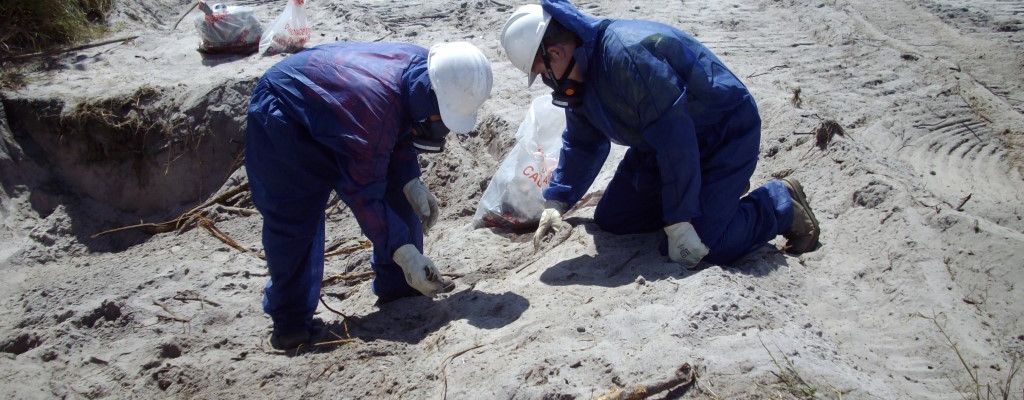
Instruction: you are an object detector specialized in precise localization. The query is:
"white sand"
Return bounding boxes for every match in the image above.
[1,0,1022,398]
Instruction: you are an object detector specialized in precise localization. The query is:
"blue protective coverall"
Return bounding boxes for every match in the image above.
[540,0,795,265]
[246,42,439,334]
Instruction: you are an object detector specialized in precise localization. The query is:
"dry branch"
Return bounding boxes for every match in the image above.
[441,344,486,400]
[594,364,695,400]
[1,36,140,63]
[321,271,375,286]
[324,240,372,258]
[92,183,251,238]
[171,2,201,30]
[956,193,973,211]
[198,217,265,258]
[153,300,191,323]
[172,291,221,307]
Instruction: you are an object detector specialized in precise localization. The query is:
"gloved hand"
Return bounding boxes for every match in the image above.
[664,221,709,267]
[533,200,571,249]
[403,179,439,233]
[392,244,453,297]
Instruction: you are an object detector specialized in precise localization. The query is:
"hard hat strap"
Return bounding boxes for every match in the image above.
[539,43,583,108]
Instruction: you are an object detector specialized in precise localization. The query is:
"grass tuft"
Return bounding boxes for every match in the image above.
[914,312,1023,400]
[0,0,114,90]
[0,0,113,58]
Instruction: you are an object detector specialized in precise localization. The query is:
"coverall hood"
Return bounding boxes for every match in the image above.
[403,59,442,125]
[540,0,608,78]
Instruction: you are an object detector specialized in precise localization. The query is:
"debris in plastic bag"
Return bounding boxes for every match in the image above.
[194,1,262,55]
[259,0,311,56]
[478,205,538,233]
[474,95,566,231]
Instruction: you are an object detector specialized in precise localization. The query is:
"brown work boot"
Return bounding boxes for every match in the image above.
[270,329,311,351]
[781,178,820,254]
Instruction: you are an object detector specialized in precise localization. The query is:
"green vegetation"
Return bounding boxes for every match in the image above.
[0,0,113,58]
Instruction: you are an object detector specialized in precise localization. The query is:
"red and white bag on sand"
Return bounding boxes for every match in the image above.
[194,3,262,54]
[259,0,311,55]
[474,95,567,231]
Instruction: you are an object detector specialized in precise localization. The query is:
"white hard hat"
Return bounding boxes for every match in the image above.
[427,42,494,134]
[500,4,551,87]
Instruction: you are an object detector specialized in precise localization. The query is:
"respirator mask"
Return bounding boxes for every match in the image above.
[411,118,450,153]
[540,44,584,108]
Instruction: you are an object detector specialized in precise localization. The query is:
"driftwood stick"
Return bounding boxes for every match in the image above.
[322,271,376,286]
[215,205,258,216]
[2,36,140,63]
[172,292,221,307]
[91,221,176,238]
[955,193,973,211]
[172,1,202,30]
[184,183,250,217]
[91,183,250,238]
[441,344,486,400]
[198,217,265,259]
[594,363,695,400]
[153,300,191,323]
[324,240,372,258]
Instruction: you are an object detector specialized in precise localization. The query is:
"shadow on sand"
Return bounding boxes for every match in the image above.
[330,289,529,345]
[538,222,789,288]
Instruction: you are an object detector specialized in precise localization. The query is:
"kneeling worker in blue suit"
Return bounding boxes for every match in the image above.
[246,41,493,349]
[501,1,819,267]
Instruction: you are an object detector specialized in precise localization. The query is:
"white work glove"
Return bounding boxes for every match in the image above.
[392,244,453,297]
[403,179,439,233]
[664,221,709,267]
[533,201,571,249]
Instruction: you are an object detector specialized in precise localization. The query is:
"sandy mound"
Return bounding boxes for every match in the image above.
[1,0,1022,398]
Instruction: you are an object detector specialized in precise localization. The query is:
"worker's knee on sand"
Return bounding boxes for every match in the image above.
[593,206,662,235]
[592,184,663,235]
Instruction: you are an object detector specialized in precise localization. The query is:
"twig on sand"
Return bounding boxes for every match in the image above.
[172,1,202,30]
[92,183,251,238]
[313,338,358,347]
[172,291,221,307]
[955,193,973,212]
[594,363,696,400]
[441,343,486,400]
[322,271,376,286]
[153,300,191,323]
[214,205,258,216]
[324,240,372,258]
[319,293,349,320]
[318,293,355,343]
[747,64,790,79]
[1,36,140,63]
[880,208,898,225]
[198,217,265,258]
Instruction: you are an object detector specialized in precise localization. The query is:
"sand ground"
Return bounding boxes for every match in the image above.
[1,0,1023,398]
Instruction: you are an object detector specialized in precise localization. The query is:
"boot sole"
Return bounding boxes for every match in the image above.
[781,178,820,252]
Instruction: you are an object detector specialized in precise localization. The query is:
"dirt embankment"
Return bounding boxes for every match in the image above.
[1,79,253,250]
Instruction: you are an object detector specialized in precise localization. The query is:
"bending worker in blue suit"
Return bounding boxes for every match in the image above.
[246,41,493,350]
[501,1,819,267]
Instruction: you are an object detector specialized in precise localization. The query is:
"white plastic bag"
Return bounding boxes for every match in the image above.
[474,95,567,231]
[194,3,262,54]
[259,0,311,56]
